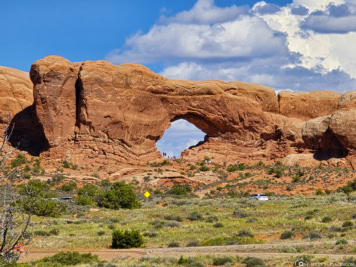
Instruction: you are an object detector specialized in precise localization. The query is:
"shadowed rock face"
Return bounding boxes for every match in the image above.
[0,66,48,155]
[2,56,356,170]
[0,66,33,123]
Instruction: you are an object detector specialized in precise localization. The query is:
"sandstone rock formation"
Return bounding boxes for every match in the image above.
[0,66,33,124]
[2,56,356,170]
[279,90,341,120]
[29,56,282,168]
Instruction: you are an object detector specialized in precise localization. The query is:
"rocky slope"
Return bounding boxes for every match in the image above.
[2,56,356,170]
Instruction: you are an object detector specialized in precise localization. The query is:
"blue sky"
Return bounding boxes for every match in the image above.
[2,0,356,157]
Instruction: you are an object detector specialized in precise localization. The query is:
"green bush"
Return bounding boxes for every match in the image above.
[98,182,140,210]
[232,209,248,218]
[322,216,332,223]
[97,230,105,236]
[168,241,180,247]
[227,164,238,172]
[34,230,49,236]
[213,257,233,266]
[18,179,49,197]
[60,181,77,192]
[39,252,100,265]
[75,195,94,206]
[164,215,183,222]
[199,165,210,172]
[280,230,295,240]
[167,183,192,196]
[213,223,224,228]
[305,231,322,240]
[342,221,353,228]
[112,229,143,249]
[10,153,27,168]
[315,189,324,195]
[336,239,348,245]
[49,229,60,236]
[242,257,266,267]
[237,229,254,238]
[206,216,219,223]
[62,160,71,168]
[187,211,203,221]
[21,197,65,217]
[186,240,200,247]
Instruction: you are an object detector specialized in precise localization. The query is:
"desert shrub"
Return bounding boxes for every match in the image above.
[275,169,283,178]
[246,218,258,223]
[237,229,254,238]
[167,183,192,196]
[329,226,342,232]
[336,239,348,245]
[98,182,140,210]
[151,220,165,229]
[112,229,143,249]
[97,230,105,236]
[143,232,157,238]
[150,160,172,167]
[280,230,295,240]
[304,215,313,220]
[10,153,27,168]
[342,221,353,228]
[168,241,180,247]
[213,256,233,266]
[18,179,49,197]
[213,223,224,228]
[227,164,238,172]
[242,257,266,267]
[78,184,99,197]
[49,229,60,236]
[167,221,180,228]
[187,211,203,221]
[322,216,332,223]
[206,216,219,223]
[305,231,322,240]
[315,189,324,195]
[34,230,49,236]
[21,197,65,217]
[100,179,112,187]
[199,165,210,172]
[186,240,200,247]
[75,195,94,206]
[110,218,120,223]
[232,209,248,218]
[39,252,100,265]
[60,181,77,192]
[164,215,183,222]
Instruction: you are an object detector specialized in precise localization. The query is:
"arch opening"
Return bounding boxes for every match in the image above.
[156,119,206,158]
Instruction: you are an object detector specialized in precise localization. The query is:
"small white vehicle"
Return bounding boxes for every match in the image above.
[249,194,269,201]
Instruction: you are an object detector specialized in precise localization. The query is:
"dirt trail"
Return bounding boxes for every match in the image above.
[19,240,356,263]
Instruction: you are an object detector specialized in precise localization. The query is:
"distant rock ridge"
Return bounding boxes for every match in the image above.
[1,56,356,170]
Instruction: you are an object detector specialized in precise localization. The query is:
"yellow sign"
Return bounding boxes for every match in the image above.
[144,191,151,198]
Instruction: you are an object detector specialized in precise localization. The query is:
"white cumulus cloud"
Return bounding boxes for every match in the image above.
[106,0,356,91]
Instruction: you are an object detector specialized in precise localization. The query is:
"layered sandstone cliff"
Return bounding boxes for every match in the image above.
[1,56,356,170]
